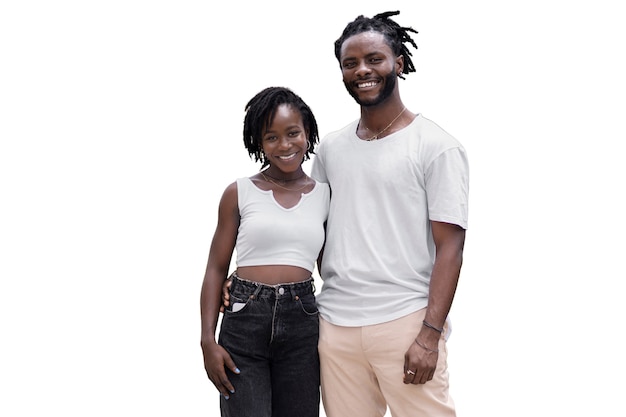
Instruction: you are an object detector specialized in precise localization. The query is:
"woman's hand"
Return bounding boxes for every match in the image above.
[201,340,240,398]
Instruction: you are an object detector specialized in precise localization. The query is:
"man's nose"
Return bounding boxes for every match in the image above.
[355,61,371,77]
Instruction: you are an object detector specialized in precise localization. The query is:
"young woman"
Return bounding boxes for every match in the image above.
[200,86,329,417]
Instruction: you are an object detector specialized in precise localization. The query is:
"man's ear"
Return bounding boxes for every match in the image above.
[396,55,404,77]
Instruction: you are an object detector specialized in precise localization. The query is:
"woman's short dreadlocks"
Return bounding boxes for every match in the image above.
[334,11,418,78]
[242,86,319,169]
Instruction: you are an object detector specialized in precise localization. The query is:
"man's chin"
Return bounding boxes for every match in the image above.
[358,99,381,107]
[348,91,379,107]
[353,94,387,107]
[345,84,374,106]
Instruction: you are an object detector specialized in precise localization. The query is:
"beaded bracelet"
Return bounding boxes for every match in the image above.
[414,338,439,353]
[422,319,444,334]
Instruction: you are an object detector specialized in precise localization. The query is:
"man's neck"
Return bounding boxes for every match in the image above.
[357,100,413,141]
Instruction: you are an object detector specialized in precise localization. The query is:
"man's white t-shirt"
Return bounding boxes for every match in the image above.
[311,114,469,327]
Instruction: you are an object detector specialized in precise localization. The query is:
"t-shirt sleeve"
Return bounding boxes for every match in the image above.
[311,143,328,183]
[425,147,469,229]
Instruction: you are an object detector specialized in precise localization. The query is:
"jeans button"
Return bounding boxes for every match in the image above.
[278,287,285,295]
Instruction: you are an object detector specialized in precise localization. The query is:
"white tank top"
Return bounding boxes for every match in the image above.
[235,177,330,273]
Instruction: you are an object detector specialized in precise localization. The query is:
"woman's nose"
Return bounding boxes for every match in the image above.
[278,136,292,148]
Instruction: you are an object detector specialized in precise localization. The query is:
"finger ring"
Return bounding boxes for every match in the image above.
[406,370,415,375]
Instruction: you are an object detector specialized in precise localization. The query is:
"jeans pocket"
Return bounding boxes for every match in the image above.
[297,294,319,316]
[225,293,249,315]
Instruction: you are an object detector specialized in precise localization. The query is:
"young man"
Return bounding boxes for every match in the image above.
[311,11,469,417]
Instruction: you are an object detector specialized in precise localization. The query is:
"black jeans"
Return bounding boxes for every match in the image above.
[218,273,320,417]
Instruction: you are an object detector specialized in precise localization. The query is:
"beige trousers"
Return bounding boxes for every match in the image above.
[319,309,456,417]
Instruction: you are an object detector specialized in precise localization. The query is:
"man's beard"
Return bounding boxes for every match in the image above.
[344,70,397,107]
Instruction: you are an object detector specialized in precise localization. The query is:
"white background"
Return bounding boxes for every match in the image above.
[1,1,625,416]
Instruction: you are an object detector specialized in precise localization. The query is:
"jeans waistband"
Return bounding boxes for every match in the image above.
[230,271,315,299]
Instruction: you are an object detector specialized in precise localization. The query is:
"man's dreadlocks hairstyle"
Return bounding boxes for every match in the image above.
[334,10,418,79]
[243,86,319,169]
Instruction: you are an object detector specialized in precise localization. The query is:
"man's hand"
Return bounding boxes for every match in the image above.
[403,337,439,385]
[219,278,232,313]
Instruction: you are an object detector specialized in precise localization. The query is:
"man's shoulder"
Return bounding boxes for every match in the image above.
[413,114,463,149]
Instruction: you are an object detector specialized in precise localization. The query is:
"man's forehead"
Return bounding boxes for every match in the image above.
[340,32,390,56]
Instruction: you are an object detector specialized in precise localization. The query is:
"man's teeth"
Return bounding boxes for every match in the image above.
[358,81,377,88]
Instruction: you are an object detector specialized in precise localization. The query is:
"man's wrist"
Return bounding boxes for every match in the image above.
[422,319,444,334]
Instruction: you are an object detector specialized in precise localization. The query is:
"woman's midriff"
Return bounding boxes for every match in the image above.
[236,265,312,285]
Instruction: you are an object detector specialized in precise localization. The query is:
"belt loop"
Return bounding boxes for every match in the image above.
[250,283,263,300]
[287,284,298,301]
[227,271,237,292]
[289,278,313,300]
